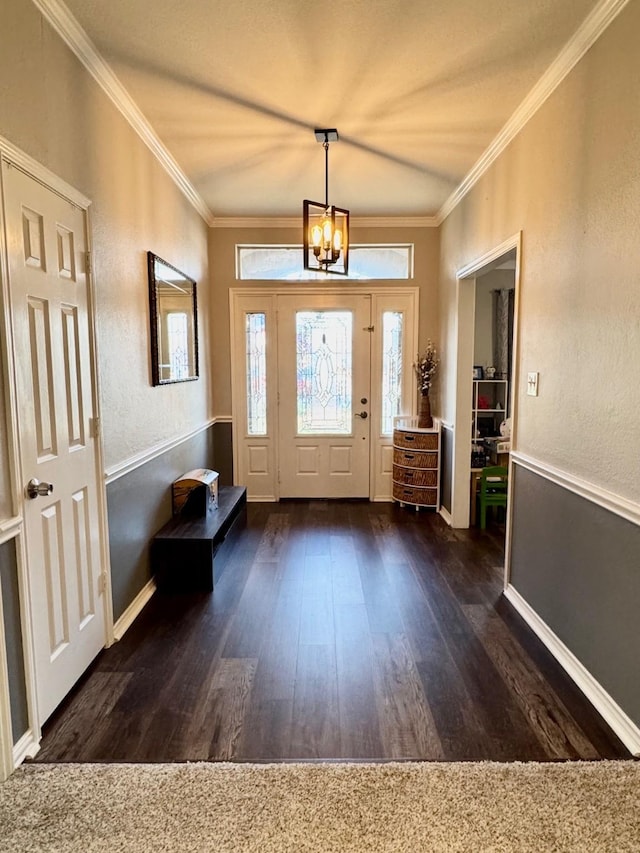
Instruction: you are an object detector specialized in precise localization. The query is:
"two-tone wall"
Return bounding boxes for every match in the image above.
[2,0,638,762]
[438,2,640,745]
[106,421,232,622]
[0,0,216,752]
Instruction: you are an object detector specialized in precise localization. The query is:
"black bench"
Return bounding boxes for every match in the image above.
[151,486,247,592]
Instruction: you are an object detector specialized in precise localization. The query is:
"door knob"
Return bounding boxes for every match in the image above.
[26,478,54,500]
[355,411,368,419]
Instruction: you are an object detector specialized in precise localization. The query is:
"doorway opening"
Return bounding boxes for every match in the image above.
[450,235,521,563]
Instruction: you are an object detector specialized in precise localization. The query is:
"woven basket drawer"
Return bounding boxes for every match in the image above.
[393,430,438,451]
[392,465,438,487]
[393,481,437,506]
[393,448,438,469]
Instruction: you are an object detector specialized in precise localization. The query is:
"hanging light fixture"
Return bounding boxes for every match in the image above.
[303,129,350,276]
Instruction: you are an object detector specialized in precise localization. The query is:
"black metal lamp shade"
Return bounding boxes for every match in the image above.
[303,199,350,276]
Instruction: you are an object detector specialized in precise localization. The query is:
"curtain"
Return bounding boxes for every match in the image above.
[491,289,514,379]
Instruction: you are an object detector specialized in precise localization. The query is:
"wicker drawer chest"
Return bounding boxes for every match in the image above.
[392,417,440,510]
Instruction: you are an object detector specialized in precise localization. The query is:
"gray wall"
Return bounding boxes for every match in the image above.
[440,426,453,514]
[509,464,640,726]
[106,422,231,620]
[0,539,28,745]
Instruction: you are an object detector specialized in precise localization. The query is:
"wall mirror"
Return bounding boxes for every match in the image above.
[148,252,199,385]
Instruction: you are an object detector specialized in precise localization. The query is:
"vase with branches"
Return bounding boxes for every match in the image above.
[414,341,439,428]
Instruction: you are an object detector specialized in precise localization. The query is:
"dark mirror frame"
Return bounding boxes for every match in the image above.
[147,251,199,386]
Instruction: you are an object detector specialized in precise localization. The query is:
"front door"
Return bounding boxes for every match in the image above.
[231,287,419,501]
[277,294,371,498]
[3,162,107,724]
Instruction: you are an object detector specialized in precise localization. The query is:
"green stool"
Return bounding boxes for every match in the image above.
[478,466,508,529]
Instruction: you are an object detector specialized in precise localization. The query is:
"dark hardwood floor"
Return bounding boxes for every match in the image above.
[35,501,630,763]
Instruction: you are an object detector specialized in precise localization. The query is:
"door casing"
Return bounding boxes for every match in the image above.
[0,138,112,777]
[230,286,419,502]
[452,233,522,589]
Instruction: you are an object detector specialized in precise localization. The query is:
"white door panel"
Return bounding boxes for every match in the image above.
[4,163,106,724]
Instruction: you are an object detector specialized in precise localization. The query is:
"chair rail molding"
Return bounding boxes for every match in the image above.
[511,451,640,528]
[105,418,218,484]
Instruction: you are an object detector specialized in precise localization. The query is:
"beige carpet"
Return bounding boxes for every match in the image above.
[1,761,639,852]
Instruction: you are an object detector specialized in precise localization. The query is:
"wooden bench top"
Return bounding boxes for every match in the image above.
[153,486,246,544]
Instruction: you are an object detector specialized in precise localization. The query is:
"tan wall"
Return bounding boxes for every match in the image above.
[209,225,440,416]
[438,1,640,502]
[0,0,211,473]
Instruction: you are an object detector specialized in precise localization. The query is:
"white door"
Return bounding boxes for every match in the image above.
[277,294,371,498]
[3,162,106,723]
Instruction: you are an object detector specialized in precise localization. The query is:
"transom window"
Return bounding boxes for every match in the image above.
[237,244,413,280]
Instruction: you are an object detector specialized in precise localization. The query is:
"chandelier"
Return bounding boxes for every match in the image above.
[303,129,350,276]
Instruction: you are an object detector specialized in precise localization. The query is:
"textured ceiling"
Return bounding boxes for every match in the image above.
[61,0,599,219]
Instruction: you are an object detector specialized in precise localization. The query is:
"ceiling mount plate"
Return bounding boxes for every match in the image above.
[314,128,339,143]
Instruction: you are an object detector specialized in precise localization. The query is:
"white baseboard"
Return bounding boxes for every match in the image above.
[504,584,640,757]
[113,578,156,641]
[439,506,452,526]
[13,729,40,768]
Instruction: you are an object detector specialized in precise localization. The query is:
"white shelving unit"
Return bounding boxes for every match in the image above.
[472,379,508,443]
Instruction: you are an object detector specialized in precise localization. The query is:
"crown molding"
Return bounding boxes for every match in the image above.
[32,0,629,232]
[31,0,214,226]
[211,215,438,229]
[437,0,631,225]
[352,216,439,229]
[211,217,300,229]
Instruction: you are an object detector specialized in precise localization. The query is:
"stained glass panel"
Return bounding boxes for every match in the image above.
[246,313,267,435]
[381,311,403,434]
[296,311,352,434]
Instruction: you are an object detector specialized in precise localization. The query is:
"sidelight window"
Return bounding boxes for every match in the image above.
[166,312,189,380]
[381,311,404,435]
[245,312,267,435]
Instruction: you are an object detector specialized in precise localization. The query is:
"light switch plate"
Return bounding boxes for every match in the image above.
[527,372,539,396]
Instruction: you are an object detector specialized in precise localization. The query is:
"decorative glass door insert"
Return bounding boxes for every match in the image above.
[277,294,370,498]
[296,311,352,434]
